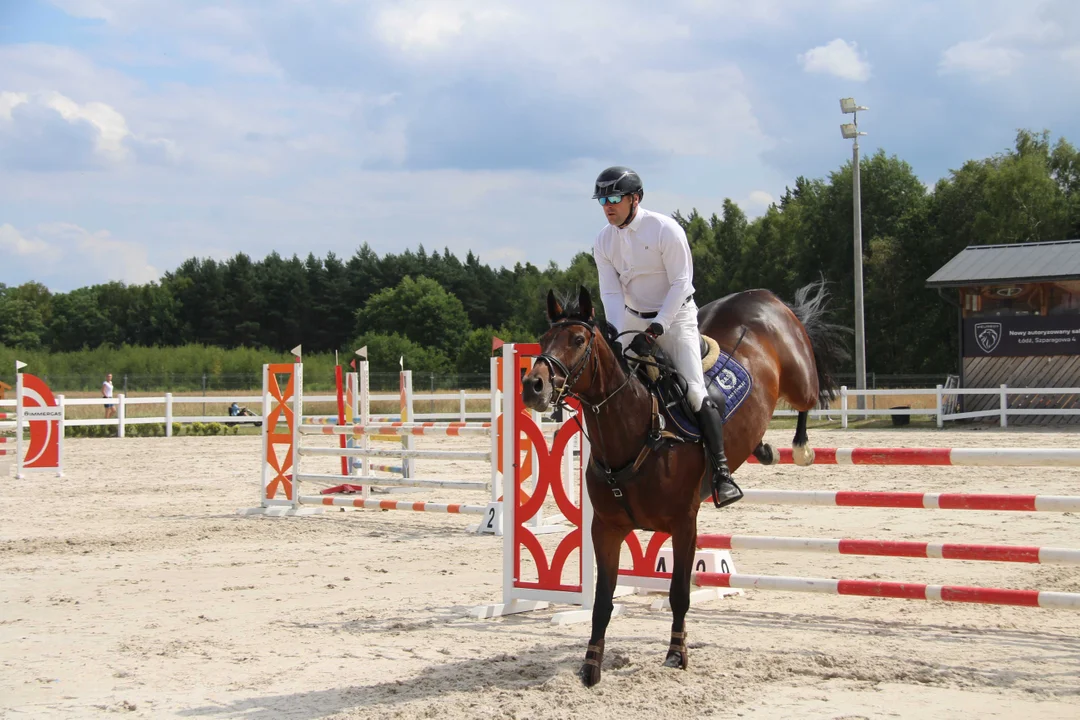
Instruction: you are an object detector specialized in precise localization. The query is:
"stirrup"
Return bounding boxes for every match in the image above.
[711,471,743,509]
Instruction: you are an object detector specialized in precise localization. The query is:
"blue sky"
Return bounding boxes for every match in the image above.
[1,0,1078,291]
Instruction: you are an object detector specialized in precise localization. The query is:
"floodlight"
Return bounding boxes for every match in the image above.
[840,98,868,114]
[841,123,861,139]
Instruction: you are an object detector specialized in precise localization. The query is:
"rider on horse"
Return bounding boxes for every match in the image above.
[590,166,742,507]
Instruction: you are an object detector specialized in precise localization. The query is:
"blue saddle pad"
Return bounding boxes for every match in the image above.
[664,351,753,439]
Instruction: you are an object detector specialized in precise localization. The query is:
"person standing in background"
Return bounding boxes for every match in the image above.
[102,373,116,419]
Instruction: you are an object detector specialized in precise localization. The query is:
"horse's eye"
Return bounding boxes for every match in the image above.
[574,335,586,347]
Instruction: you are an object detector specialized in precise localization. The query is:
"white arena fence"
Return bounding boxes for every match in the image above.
[6,376,1080,439]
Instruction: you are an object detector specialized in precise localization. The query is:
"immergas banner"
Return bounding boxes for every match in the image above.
[963,315,1080,357]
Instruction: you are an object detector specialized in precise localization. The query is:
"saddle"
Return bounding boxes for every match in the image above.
[634,335,753,441]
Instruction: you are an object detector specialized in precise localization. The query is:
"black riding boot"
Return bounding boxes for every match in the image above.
[695,397,743,508]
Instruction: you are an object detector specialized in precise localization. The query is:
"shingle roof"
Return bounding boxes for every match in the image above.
[926,240,1080,287]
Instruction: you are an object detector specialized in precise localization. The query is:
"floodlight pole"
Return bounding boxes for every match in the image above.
[852,119,866,411]
[840,98,868,412]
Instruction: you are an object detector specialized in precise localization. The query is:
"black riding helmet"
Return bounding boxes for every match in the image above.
[592,166,644,200]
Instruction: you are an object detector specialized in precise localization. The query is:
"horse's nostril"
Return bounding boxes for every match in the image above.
[532,377,544,393]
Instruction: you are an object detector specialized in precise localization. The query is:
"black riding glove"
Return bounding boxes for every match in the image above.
[628,322,664,356]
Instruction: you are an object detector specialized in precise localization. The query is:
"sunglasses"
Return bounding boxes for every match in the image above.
[597,195,625,206]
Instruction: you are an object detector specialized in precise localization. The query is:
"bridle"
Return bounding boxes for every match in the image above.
[534,319,634,415]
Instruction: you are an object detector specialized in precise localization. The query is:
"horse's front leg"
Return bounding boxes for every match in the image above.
[663,517,697,670]
[579,519,624,688]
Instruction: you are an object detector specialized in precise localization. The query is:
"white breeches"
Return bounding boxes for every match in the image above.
[621,300,708,411]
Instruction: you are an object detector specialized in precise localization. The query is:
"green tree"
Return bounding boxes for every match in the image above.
[355,275,471,355]
[455,325,537,374]
[0,282,51,349]
[350,331,452,373]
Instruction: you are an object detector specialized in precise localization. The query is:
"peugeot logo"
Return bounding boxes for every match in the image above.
[974,322,1002,354]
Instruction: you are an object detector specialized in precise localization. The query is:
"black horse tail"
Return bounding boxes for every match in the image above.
[788,279,852,405]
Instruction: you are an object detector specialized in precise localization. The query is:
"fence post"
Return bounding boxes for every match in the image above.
[935,384,944,428]
[165,393,173,437]
[840,386,848,429]
[489,356,499,505]
[459,390,466,422]
[403,371,415,478]
[1000,384,1008,428]
[117,394,126,438]
[57,395,66,464]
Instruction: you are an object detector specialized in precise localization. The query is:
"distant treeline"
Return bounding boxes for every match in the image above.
[2,129,1077,377]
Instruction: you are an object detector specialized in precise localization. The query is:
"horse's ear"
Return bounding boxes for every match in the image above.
[546,289,563,323]
[578,285,595,321]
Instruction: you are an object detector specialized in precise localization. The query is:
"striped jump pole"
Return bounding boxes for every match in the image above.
[299,495,488,515]
[307,422,493,438]
[747,447,1080,467]
[296,472,487,491]
[693,573,1080,610]
[299,445,491,462]
[697,533,1080,565]
[351,462,404,474]
[740,489,1080,512]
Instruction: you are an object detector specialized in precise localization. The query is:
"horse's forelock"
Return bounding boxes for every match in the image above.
[551,290,590,324]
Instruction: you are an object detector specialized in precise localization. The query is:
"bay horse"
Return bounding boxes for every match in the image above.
[521,281,848,687]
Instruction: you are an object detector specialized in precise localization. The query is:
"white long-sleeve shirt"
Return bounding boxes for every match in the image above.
[592,207,695,333]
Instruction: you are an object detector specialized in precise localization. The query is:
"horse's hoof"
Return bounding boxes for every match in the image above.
[760,442,779,465]
[579,663,602,687]
[793,444,815,466]
[663,650,688,670]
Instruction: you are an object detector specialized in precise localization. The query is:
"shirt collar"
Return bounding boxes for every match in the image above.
[624,205,647,232]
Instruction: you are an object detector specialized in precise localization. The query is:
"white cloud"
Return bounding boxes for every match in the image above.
[627,67,772,158]
[0,223,158,287]
[939,38,1022,79]
[0,92,29,120]
[938,0,1080,82]
[376,5,468,50]
[52,223,160,285]
[40,91,131,159]
[0,90,180,170]
[0,224,63,261]
[798,39,871,81]
[747,190,775,211]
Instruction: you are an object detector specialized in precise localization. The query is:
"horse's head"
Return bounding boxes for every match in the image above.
[522,286,606,412]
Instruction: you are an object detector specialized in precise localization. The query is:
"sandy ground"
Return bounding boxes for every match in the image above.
[2,426,1080,719]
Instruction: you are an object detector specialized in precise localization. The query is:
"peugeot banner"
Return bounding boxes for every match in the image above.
[963,315,1080,357]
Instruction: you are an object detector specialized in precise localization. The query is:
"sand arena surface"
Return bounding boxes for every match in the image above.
[2,427,1080,719]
